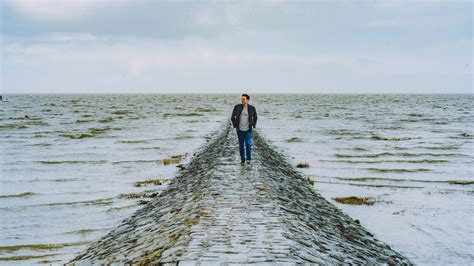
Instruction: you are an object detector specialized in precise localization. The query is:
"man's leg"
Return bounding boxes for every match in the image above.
[244,130,252,161]
[236,129,245,162]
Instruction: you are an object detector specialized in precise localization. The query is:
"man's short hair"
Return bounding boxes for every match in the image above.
[242,94,250,100]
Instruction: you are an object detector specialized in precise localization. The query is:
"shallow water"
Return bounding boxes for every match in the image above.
[0,94,472,264]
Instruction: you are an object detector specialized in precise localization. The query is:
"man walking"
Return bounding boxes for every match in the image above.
[231,94,258,165]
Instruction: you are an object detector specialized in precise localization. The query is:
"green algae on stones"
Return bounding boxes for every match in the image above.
[118,190,162,199]
[296,162,310,168]
[137,199,150,205]
[87,127,110,134]
[285,137,304,142]
[59,133,96,139]
[63,228,109,235]
[106,204,138,212]
[163,112,203,118]
[195,107,217,112]
[367,168,431,173]
[305,177,316,185]
[118,139,149,144]
[38,160,107,165]
[37,259,63,264]
[162,158,181,165]
[335,176,474,186]
[319,180,423,189]
[333,196,376,206]
[0,192,35,198]
[344,183,423,189]
[0,254,60,261]
[31,198,114,207]
[0,241,90,252]
[111,110,129,115]
[98,117,114,123]
[159,154,187,165]
[448,180,474,185]
[75,119,93,123]
[175,135,195,140]
[119,193,142,199]
[133,178,171,187]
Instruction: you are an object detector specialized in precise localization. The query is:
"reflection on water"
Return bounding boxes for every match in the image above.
[0,94,472,264]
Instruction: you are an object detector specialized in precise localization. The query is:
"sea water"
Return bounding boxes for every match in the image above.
[0,94,472,264]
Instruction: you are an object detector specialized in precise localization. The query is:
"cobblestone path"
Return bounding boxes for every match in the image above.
[68,122,412,265]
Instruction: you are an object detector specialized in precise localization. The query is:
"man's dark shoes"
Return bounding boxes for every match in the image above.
[240,160,245,165]
[245,160,251,165]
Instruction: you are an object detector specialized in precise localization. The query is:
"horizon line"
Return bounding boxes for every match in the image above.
[2,92,473,95]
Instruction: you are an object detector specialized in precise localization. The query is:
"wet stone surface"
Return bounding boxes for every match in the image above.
[67,122,412,265]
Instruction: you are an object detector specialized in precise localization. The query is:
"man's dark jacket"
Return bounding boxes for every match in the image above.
[231,104,258,131]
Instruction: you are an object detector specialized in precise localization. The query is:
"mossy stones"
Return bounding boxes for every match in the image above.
[333,196,376,206]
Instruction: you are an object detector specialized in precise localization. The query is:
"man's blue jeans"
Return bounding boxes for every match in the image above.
[236,129,252,161]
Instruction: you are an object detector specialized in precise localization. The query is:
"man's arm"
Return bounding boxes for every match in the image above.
[231,105,237,128]
[252,106,258,128]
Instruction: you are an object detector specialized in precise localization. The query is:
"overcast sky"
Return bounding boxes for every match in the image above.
[1,0,472,94]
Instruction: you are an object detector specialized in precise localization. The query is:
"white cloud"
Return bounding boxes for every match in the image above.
[194,10,218,26]
[2,38,471,93]
[367,14,467,29]
[1,1,471,93]
[5,0,124,21]
[121,58,147,78]
[193,4,244,29]
[47,33,99,42]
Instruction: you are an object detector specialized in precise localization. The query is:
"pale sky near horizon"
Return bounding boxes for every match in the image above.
[1,0,472,94]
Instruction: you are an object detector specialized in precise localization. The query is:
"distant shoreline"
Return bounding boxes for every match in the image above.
[2,92,473,96]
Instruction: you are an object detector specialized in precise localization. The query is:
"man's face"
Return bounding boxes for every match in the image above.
[241,96,249,105]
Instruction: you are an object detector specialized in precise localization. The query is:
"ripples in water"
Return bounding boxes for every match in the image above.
[0,94,472,265]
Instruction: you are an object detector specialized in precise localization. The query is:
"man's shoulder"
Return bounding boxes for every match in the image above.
[248,104,256,109]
